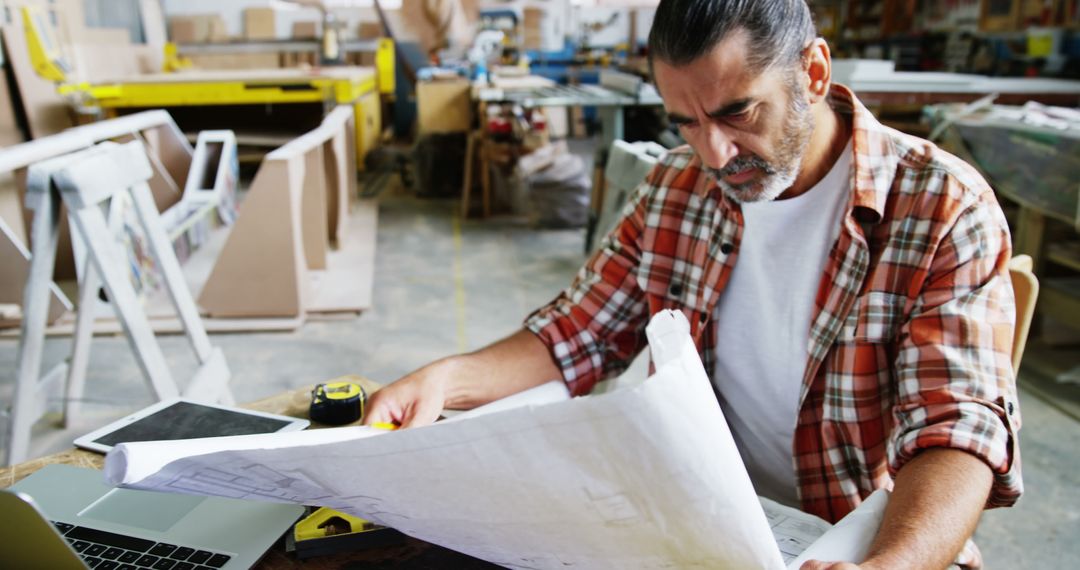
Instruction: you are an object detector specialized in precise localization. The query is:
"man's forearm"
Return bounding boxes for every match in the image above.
[860,448,993,570]
[439,328,563,410]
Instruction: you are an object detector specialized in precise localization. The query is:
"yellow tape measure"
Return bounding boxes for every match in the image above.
[309,382,365,425]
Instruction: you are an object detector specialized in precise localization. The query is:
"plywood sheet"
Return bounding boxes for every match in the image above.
[142,125,192,196]
[69,28,140,82]
[198,159,306,318]
[0,24,72,139]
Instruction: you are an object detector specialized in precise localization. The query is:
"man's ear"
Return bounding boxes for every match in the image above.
[805,38,832,103]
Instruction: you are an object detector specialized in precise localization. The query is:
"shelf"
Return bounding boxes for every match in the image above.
[1048,242,1080,272]
[1039,277,1080,331]
[177,40,383,55]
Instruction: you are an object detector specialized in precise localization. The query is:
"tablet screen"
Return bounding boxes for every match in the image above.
[91,401,295,447]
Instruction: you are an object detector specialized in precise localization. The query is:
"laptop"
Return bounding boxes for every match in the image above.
[1,464,304,569]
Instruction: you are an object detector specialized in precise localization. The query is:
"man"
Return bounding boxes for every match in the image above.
[365,1,1022,568]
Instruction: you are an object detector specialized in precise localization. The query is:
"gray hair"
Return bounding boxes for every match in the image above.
[648,0,817,74]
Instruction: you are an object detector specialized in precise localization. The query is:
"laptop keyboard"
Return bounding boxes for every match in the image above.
[52,521,232,570]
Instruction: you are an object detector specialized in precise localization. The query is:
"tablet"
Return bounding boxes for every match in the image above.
[73,398,310,454]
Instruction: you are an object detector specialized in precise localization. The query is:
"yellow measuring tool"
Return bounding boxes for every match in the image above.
[292,507,406,559]
[309,381,365,425]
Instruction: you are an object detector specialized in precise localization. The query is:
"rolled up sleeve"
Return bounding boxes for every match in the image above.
[524,183,654,396]
[890,188,1023,508]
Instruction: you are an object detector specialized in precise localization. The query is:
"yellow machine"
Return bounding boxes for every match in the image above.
[161,42,193,73]
[20,6,394,166]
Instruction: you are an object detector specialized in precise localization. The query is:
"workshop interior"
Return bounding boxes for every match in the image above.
[0,0,1078,568]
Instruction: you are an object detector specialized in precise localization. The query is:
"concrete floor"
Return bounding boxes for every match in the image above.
[1,181,1077,568]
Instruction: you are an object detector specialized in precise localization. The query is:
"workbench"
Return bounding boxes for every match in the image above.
[0,377,499,568]
[464,72,663,218]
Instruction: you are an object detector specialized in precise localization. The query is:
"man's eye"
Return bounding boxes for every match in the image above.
[727,110,752,123]
[676,121,699,130]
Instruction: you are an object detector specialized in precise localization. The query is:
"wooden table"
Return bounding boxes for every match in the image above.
[0,375,499,569]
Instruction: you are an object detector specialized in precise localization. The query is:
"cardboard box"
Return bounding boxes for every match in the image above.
[291,21,318,40]
[416,78,473,134]
[169,15,229,43]
[523,8,544,50]
[244,7,276,40]
[169,17,198,43]
[207,15,228,42]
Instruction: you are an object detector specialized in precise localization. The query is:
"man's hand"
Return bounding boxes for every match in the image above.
[362,329,563,429]
[362,359,451,428]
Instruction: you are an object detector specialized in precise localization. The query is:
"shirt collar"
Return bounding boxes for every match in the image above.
[828,84,897,224]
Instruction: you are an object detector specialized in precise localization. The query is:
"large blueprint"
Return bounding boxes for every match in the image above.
[104,311,874,569]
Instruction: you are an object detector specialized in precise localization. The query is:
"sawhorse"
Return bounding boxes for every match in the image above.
[6,141,233,465]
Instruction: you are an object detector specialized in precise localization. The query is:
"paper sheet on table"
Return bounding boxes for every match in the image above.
[105,310,786,569]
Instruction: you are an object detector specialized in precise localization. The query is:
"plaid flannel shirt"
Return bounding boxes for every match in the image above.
[526,85,1021,567]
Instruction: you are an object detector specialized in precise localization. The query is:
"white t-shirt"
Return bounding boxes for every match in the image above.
[712,140,853,507]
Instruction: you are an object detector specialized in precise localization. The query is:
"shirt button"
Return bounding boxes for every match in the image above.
[669,283,683,296]
[1007,401,1015,415]
[720,243,734,254]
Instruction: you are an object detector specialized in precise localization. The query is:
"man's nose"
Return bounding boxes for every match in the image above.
[699,125,739,171]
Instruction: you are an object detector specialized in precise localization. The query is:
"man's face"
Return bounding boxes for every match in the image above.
[653,32,814,203]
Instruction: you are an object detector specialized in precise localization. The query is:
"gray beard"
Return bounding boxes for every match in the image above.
[710,155,800,203]
[708,91,814,204]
